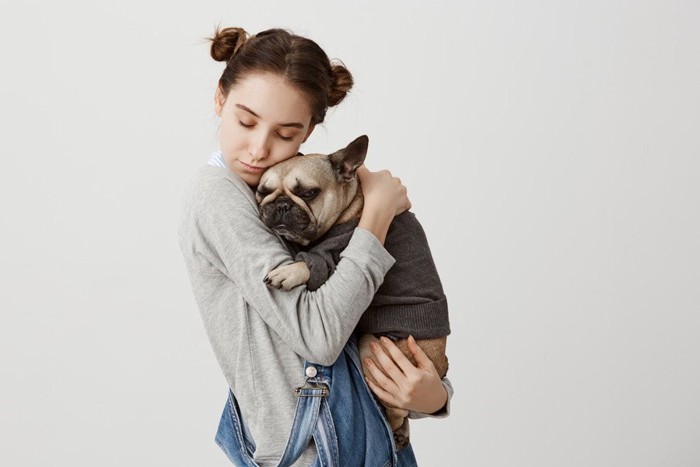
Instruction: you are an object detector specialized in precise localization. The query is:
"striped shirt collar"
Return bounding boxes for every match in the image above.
[207,151,227,169]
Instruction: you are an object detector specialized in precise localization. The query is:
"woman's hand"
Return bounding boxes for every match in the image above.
[356,165,411,244]
[357,165,411,216]
[364,335,448,415]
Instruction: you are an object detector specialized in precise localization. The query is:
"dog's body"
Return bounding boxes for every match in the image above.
[256,135,450,448]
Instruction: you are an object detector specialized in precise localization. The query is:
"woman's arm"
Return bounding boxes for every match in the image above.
[364,335,453,417]
[179,166,408,366]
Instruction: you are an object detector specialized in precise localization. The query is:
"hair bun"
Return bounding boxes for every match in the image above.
[209,26,248,62]
[328,61,353,107]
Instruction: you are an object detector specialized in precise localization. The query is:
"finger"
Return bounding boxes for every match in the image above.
[356,164,370,181]
[365,376,398,408]
[364,356,398,393]
[378,336,418,376]
[370,339,406,385]
[407,335,435,370]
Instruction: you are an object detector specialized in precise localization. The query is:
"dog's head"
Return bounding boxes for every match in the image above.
[256,135,369,245]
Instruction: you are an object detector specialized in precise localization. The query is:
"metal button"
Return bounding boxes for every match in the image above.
[305,366,318,378]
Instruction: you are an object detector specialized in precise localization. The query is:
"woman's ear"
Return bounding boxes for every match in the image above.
[214,87,225,117]
[302,123,316,143]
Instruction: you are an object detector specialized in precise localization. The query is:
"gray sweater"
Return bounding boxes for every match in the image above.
[178,162,453,466]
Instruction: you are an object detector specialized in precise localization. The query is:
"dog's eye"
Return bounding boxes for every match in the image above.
[300,189,320,200]
[257,186,272,197]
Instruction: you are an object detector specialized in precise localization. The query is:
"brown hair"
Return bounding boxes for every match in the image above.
[207,26,353,125]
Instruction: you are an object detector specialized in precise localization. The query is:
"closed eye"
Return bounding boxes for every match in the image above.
[300,188,320,200]
[257,186,272,197]
[237,121,295,142]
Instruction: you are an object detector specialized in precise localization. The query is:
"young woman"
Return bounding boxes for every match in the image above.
[179,26,453,466]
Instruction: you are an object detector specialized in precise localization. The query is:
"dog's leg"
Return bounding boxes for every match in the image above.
[394,336,449,379]
[392,415,411,450]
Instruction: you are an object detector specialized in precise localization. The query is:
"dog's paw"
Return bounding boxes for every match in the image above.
[263,262,310,291]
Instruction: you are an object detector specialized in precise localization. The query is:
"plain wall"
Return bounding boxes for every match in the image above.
[1,1,698,466]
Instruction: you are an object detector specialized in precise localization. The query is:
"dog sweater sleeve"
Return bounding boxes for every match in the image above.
[295,220,359,291]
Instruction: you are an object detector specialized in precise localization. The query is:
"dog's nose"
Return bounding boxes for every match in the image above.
[275,198,293,216]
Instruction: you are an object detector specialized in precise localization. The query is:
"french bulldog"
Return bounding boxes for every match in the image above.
[255,135,449,449]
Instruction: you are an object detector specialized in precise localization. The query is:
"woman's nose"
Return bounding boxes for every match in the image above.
[249,132,271,160]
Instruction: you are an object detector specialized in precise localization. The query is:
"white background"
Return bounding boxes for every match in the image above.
[1,1,699,466]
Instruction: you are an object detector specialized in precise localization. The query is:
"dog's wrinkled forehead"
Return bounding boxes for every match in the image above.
[259,154,335,191]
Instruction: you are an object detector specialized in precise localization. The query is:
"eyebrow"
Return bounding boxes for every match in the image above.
[235,104,305,129]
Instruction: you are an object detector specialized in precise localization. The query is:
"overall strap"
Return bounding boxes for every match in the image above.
[274,361,338,466]
[215,362,339,467]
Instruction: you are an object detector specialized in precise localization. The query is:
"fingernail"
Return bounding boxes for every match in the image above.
[364,358,373,366]
[370,342,377,351]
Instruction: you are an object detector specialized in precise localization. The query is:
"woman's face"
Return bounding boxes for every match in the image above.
[215,73,316,186]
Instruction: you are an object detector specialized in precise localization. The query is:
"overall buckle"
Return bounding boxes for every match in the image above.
[294,377,329,397]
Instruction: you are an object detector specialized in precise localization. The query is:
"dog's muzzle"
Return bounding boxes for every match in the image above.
[260,197,317,244]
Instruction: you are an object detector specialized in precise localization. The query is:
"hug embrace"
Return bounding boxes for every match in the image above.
[178,25,453,466]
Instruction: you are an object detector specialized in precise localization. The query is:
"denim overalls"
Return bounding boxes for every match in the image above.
[214,332,418,466]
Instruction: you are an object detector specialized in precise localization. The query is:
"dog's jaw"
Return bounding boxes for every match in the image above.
[273,227,313,246]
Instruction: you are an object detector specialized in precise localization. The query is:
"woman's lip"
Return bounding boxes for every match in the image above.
[239,161,265,173]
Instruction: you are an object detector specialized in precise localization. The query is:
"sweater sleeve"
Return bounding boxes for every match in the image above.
[294,249,335,292]
[295,223,357,291]
[358,210,450,339]
[179,169,396,366]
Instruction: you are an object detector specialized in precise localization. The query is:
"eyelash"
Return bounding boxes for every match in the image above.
[238,121,294,142]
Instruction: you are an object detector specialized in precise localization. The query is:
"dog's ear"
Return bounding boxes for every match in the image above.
[328,135,369,182]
